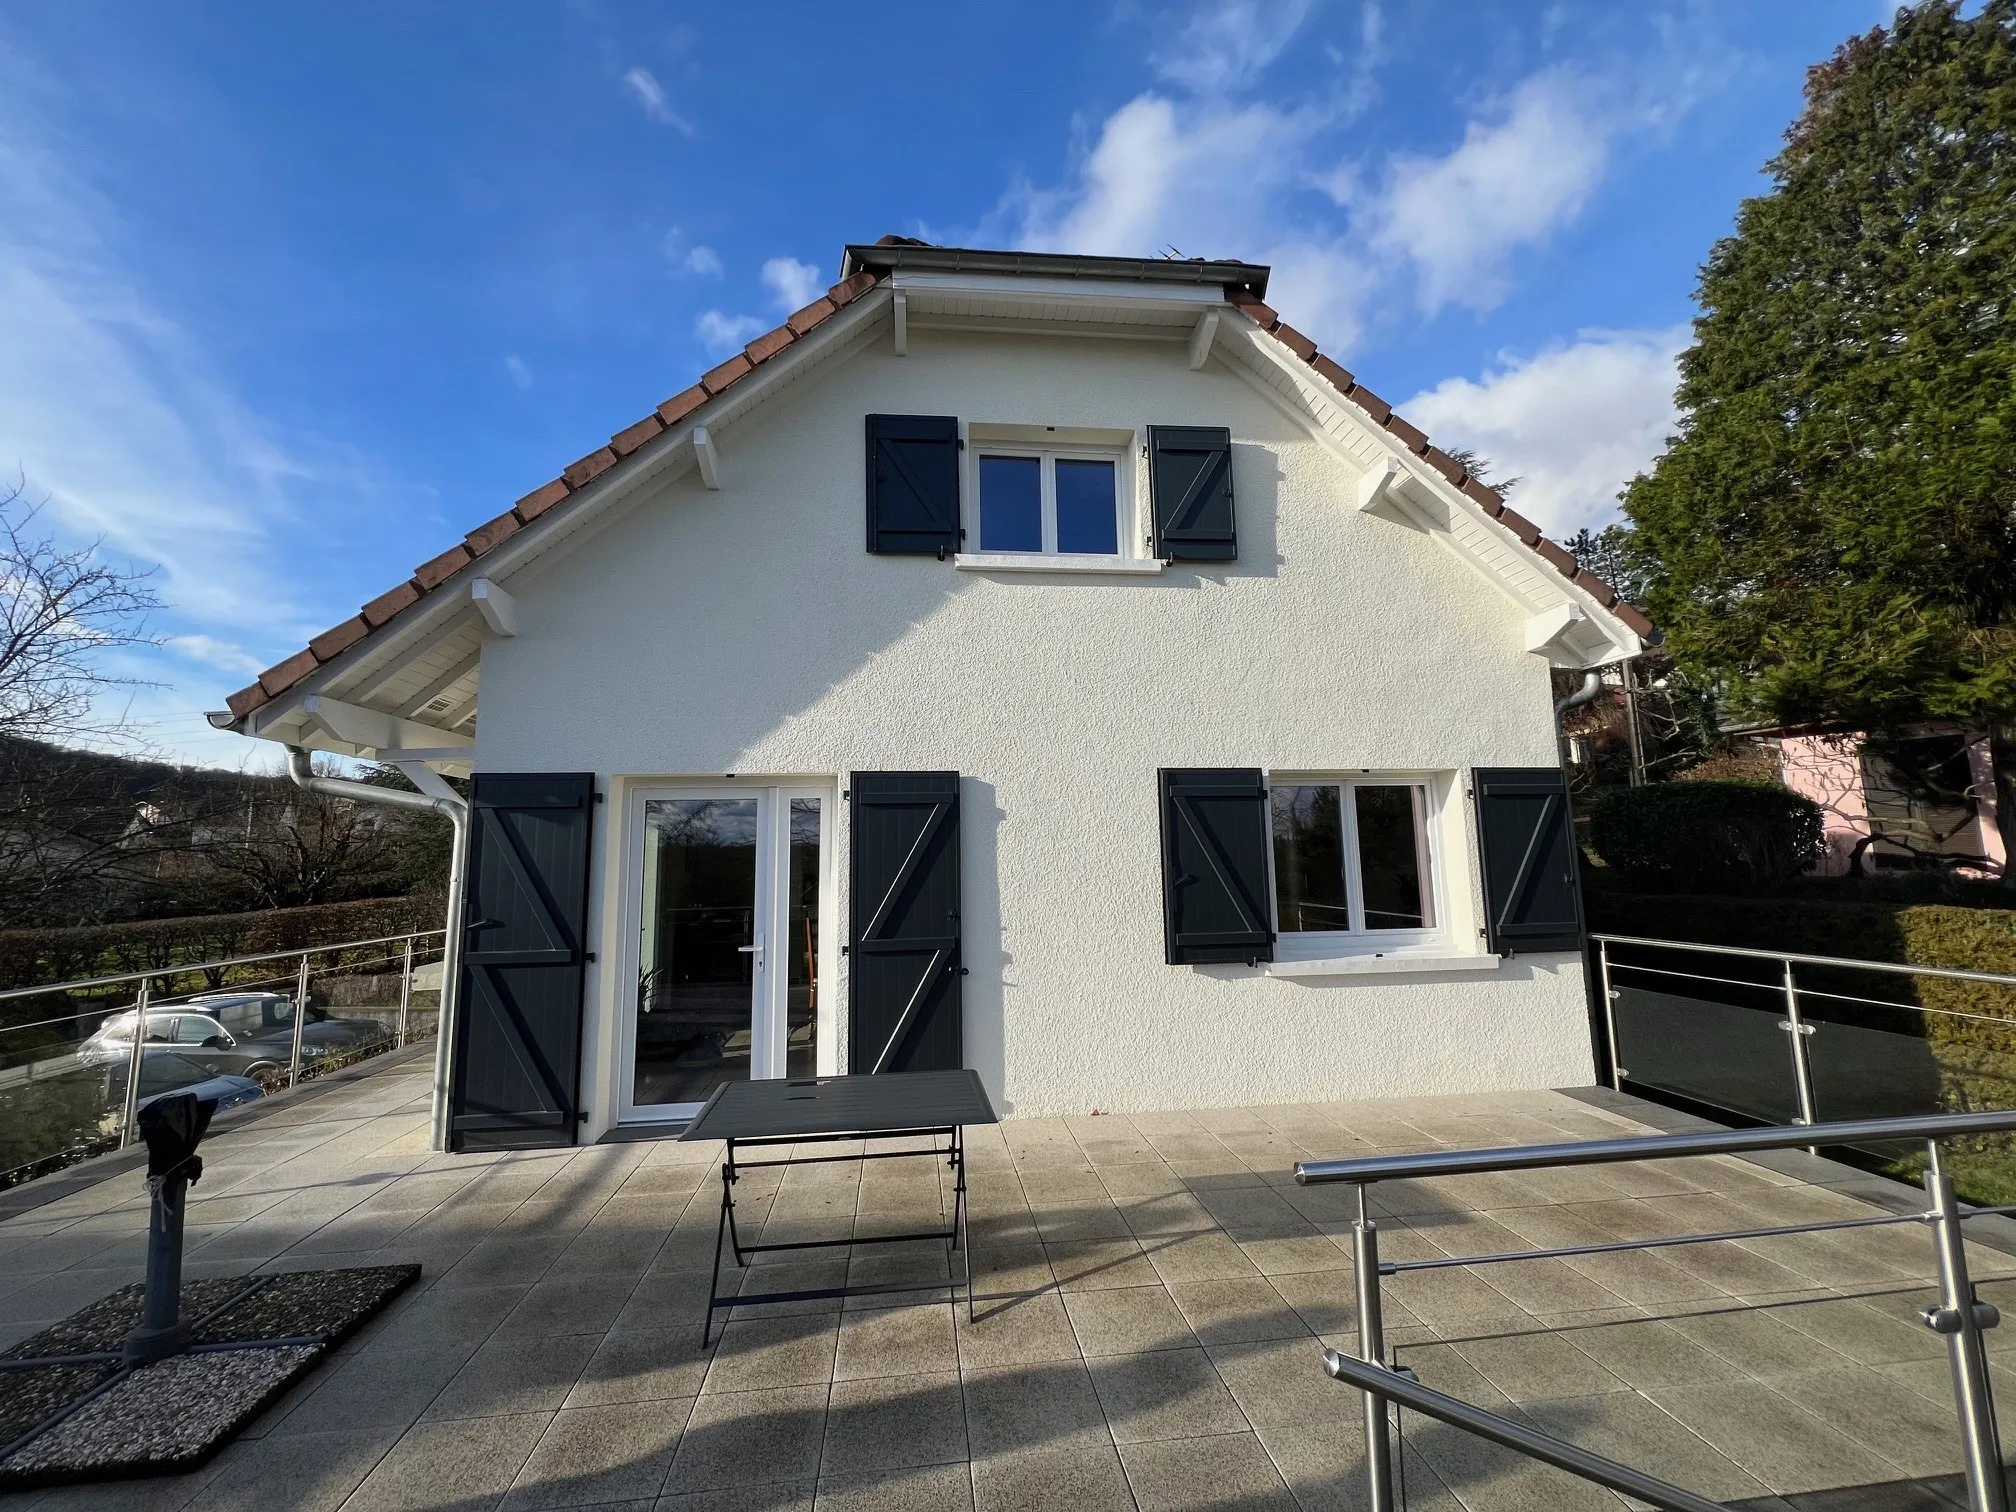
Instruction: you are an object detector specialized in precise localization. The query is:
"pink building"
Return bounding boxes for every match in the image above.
[1777,727,2006,877]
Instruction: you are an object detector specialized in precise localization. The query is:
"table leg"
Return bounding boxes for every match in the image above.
[953,1125,972,1321]
[703,1143,741,1350]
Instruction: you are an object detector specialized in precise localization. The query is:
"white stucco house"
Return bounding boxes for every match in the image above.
[214,239,1652,1150]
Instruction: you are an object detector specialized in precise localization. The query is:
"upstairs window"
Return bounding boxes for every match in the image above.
[977,447,1121,556]
[1272,779,1438,941]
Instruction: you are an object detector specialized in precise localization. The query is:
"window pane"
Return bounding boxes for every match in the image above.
[636,798,756,1107]
[1355,785,1433,930]
[1272,785,1349,932]
[1055,459,1118,554]
[786,798,820,1080]
[979,455,1041,552]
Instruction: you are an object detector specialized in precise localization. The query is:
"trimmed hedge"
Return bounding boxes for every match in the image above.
[0,894,443,998]
[1588,780,1822,892]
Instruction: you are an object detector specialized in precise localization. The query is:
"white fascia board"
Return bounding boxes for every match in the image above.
[1217,316,1643,660]
[891,269,1224,316]
[290,291,892,715]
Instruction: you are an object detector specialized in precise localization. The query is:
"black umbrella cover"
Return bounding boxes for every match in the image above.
[137,1092,214,1182]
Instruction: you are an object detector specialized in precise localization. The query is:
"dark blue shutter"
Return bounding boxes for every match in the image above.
[1148,426,1237,561]
[1475,767,1583,954]
[449,772,595,1151]
[1159,769,1273,965]
[866,414,961,555]
[848,772,961,1073]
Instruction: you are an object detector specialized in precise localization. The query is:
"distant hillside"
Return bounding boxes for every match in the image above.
[0,737,450,928]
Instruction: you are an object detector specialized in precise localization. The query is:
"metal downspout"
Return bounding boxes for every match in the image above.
[285,747,468,1152]
[1554,670,1603,726]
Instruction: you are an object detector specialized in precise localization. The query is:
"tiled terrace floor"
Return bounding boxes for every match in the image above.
[2,1056,2014,1511]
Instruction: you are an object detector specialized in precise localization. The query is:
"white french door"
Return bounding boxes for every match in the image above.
[621,785,828,1123]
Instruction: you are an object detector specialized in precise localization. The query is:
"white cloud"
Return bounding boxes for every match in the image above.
[1400,327,1686,537]
[623,67,695,135]
[1148,0,1319,95]
[503,353,532,390]
[1362,69,1610,313]
[663,228,721,276]
[165,634,264,677]
[760,256,822,313]
[695,309,765,353]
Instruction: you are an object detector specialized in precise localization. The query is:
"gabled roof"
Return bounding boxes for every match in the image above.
[217,236,1652,732]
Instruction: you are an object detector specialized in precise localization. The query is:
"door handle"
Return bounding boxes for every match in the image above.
[738,944,765,970]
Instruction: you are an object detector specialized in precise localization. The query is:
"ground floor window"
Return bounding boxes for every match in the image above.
[1271,778,1439,945]
[629,786,825,1118]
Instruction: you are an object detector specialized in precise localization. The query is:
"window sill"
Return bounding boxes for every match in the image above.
[1265,951,1502,979]
[953,553,1165,575]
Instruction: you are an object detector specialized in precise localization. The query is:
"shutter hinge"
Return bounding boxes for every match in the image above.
[584,952,597,963]
[840,944,850,956]
[957,438,966,450]
[577,1111,588,1122]
[842,789,850,800]
[592,790,604,803]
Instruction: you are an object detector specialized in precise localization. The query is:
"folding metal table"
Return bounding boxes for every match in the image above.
[680,1070,998,1346]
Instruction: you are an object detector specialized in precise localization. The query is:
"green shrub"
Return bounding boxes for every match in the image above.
[1588,781,1822,892]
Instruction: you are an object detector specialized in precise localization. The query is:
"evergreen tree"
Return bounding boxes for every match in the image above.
[1623,2,2016,845]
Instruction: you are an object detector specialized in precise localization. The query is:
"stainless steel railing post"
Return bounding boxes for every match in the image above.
[1353,1184,1398,1512]
[396,936,414,1048]
[1778,959,1819,1136]
[118,977,151,1148]
[1599,938,1623,1088]
[1924,1142,2009,1512]
[289,951,312,1088]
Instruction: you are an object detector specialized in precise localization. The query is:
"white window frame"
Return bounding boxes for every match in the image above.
[1266,773,1450,963]
[615,782,836,1126]
[955,427,1161,575]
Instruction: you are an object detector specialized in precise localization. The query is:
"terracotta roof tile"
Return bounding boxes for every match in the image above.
[1229,291,1279,328]
[1344,383,1392,425]
[309,617,369,662]
[564,447,618,488]
[786,297,838,336]
[828,271,877,307]
[657,385,708,427]
[226,682,270,719]
[361,581,422,627]
[465,509,523,555]
[744,325,794,365]
[1460,476,1507,515]
[1384,414,1429,454]
[258,648,318,698]
[1271,323,1317,362]
[1423,447,1467,486]
[1613,600,1656,637]
[1496,508,1543,547]
[515,479,571,522]
[1309,354,1354,393]
[413,543,473,591]
[1534,537,1580,576]
[1576,571,1620,609]
[610,415,665,458]
[701,354,753,395]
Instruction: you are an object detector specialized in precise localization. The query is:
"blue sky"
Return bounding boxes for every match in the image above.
[0,0,1896,764]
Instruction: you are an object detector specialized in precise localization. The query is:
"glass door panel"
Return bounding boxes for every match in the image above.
[636,797,758,1109]
[785,798,821,1080]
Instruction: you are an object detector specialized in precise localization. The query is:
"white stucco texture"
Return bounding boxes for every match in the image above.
[474,325,1596,1124]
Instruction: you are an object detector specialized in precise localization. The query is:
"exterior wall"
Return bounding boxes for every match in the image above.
[1778,735,1869,876]
[472,326,1595,1130]
[1779,730,2006,877]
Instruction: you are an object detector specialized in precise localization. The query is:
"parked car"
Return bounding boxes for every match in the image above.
[107,1048,264,1116]
[76,991,388,1087]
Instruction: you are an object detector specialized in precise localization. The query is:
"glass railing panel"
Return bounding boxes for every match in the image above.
[1611,983,1802,1124]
